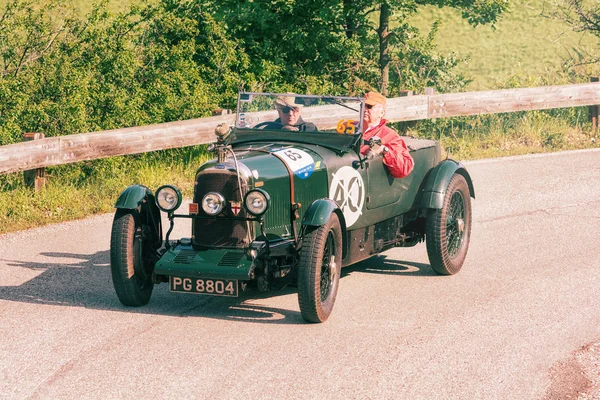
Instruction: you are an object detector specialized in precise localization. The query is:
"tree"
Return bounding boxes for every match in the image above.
[552,0,600,35]
[210,0,509,96]
[344,0,510,94]
[548,0,600,66]
[0,0,250,144]
[0,0,511,147]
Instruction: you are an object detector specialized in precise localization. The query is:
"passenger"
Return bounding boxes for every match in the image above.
[258,95,317,131]
[361,91,414,178]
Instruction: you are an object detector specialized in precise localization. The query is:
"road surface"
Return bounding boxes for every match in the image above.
[1,149,599,399]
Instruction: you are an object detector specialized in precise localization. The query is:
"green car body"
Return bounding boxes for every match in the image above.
[110,93,475,322]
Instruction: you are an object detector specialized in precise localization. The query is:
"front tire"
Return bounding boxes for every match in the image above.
[298,213,343,323]
[425,174,472,275]
[110,210,154,306]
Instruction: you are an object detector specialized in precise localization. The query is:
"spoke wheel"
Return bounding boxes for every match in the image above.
[447,191,466,258]
[110,210,154,306]
[425,174,472,275]
[319,231,335,302]
[298,213,342,323]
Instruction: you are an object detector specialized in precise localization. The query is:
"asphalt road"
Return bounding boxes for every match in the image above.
[1,149,599,399]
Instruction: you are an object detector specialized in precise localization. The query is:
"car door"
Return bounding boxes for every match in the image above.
[365,156,415,212]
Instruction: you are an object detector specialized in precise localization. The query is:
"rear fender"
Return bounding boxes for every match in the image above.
[420,160,475,210]
[115,185,163,249]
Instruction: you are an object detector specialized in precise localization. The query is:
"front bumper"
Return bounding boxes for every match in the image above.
[154,243,254,280]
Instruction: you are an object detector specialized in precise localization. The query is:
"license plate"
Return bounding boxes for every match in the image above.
[170,276,238,297]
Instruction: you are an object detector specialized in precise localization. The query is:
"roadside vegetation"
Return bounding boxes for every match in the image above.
[0,0,599,234]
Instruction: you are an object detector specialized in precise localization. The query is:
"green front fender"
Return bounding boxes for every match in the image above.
[115,184,154,210]
[114,184,163,249]
[301,198,347,259]
[303,199,339,226]
[420,160,475,209]
[302,198,347,234]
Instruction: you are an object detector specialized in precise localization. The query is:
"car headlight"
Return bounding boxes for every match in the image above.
[202,192,225,215]
[155,185,182,212]
[244,189,270,217]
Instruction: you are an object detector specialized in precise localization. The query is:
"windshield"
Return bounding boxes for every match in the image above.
[236,92,365,135]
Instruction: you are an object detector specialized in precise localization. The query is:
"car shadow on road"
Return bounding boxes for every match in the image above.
[0,250,435,325]
[342,254,437,278]
[0,251,307,325]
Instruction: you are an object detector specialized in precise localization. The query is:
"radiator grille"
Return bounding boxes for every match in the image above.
[173,250,197,264]
[192,168,249,247]
[217,252,244,267]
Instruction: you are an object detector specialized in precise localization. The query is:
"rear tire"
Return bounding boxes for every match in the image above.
[425,174,472,275]
[110,210,154,306]
[298,213,343,323]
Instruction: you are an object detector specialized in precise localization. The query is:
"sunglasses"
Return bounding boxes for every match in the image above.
[365,104,381,109]
[279,106,300,114]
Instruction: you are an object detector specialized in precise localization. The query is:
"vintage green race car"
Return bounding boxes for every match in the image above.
[110,92,475,323]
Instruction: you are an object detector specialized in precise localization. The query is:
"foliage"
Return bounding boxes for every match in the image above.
[550,0,600,36]
[0,0,510,148]
[0,0,251,147]
[544,0,600,72]
[209,0,508,95]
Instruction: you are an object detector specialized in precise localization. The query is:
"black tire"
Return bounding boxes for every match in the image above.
[298,213,343,323]
[425,174,472,275]
[110,210,154,306]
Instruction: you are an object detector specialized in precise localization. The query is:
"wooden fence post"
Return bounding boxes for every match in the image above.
[591,78,599,130]
[23,133,46,191]
[398,90,416,132]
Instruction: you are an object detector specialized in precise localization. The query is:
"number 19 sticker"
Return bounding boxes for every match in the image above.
[329,166,365,227]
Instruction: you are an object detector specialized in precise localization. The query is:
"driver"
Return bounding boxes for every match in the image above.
[258,95,317,131]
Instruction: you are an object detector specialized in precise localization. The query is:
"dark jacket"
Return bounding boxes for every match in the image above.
[274,117,317,132]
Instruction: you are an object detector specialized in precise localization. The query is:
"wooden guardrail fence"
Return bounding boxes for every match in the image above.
[0,81,598,178]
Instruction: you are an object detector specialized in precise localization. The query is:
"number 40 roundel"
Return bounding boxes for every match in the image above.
[328,166,365,227]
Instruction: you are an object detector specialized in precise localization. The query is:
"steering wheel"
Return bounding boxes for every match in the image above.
[253,121,284,130]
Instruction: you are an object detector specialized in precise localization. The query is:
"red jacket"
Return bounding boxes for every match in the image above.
[360,119,414,178]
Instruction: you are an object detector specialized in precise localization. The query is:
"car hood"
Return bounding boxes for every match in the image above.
[235,142,327,179]
[195,142,332,239]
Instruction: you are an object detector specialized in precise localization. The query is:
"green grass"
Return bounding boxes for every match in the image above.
[0,0,134,14]
[0,147,210,234]
[409,0,599,89]
[407,107,599,159]
[71,0,152,15]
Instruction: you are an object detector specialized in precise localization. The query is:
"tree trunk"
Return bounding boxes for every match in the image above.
[343,0,355,39]
[378,2,391,96]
